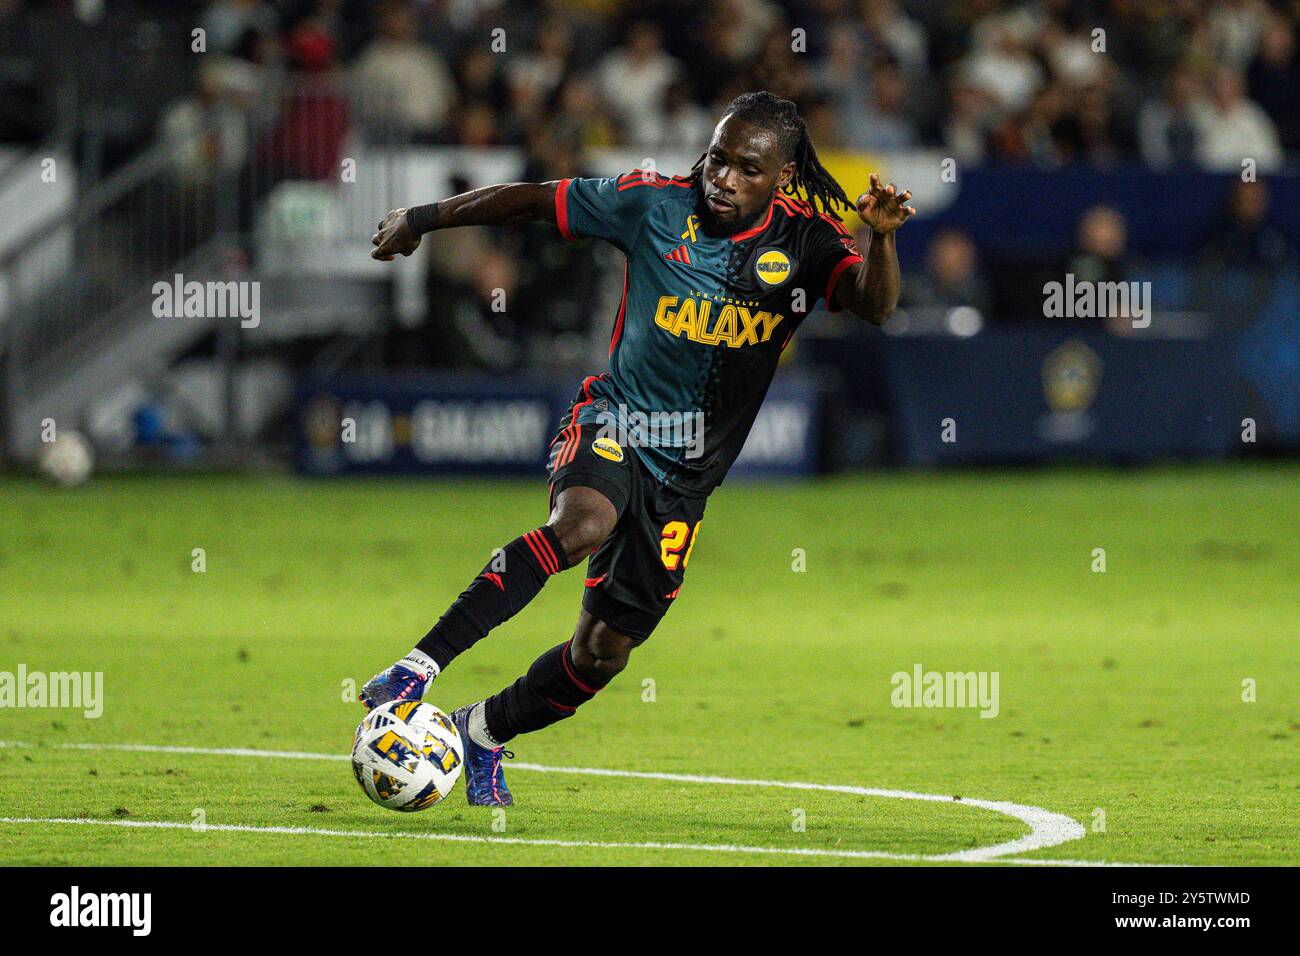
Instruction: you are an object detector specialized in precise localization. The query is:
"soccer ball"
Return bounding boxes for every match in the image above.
[351,700,464,811]
[37,431,94,487]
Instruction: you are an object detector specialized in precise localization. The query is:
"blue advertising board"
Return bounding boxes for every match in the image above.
[297,372,820,479]
[883,330,1239,465]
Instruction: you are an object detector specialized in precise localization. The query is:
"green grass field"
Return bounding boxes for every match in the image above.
[0,465,1295,866]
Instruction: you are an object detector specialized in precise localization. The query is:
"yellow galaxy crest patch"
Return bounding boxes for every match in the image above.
[755,248,793,287]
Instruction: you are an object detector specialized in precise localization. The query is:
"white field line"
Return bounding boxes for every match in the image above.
[0,816,1145,866]
[0,740,1150,866]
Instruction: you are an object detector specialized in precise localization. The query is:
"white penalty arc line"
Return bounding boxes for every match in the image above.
[0,740,1141,866]
[0,816,1132,866]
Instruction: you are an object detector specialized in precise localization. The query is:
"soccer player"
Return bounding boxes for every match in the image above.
[362,92,914,805]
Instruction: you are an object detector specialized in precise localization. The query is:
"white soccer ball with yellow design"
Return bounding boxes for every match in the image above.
[351,700,464,811]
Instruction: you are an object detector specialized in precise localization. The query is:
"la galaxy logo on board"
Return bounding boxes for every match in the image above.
[754,247,794,288]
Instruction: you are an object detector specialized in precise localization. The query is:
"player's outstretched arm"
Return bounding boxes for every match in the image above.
[833,173,916,325]
[370,182,561,260]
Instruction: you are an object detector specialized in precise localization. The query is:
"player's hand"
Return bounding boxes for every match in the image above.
[370,208,421,260]
[854,174,916,235]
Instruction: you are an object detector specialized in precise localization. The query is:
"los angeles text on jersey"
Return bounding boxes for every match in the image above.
[652,291,784,348]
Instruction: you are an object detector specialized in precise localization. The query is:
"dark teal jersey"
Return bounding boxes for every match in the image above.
[555,170,863,496]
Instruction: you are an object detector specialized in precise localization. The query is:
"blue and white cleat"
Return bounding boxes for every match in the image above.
[451,705,514,806]
[358,663,428,711]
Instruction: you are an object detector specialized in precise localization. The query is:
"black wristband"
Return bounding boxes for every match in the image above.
[405,203,439,235]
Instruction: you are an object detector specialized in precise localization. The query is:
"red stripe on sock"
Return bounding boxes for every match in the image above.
[534,531,559,574]
[560,639,602,695]
[521,531,547,572]
[536,530,561,574]
[544,697,577,714]
[523,531,557,576]
[535,530,560,575]
[535,528,562,573]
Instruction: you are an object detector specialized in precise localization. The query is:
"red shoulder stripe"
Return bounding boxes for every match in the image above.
[778,193,816,216]
[819,211,853,236]
[773,194,807,217]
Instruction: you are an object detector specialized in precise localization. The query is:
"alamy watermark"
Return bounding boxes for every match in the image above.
[0,666,103,718]
[1043,273,1150,329]
[152,273,260,328]
[50,886,151,936]
[595,403,704,459]
[891,664,999,718]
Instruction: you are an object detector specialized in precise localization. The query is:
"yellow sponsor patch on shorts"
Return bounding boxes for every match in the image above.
[592,436,624,463]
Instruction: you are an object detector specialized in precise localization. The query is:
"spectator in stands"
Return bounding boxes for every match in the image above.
[815,24,872,138]
[801,93,845,150]
[257,20,348,181]
[1138,63,1205,169]
[1067,204,1135,331]
[542,75,617,152]
[855,57,919,151]
[161,59,250,185]
[1050,80,1127,167]
[903,227,991,316]
[1070,205,1129,282]
[452,99,500,147]
[697,0,779,72]
[1010,85,1068,167]
[678,0,778,104]
[654,79,713,154]
[746,24,814,107]
[595,21,681,147]
[200,0,277,55]
[942,77,994,165]
[1120,0,1215,77]
[1246,9,1299,154]
[507,17,573,121]
[1192,65,1283,173]
[416,168,537,371]
[959,21,1044,117]
[515,129,605,366]
[1038,7,1107,89]
[862,0,929,80]
[351,0,455,143]
[1200,178,1296,270]
[1206,0,1269,72]
[451,45,511,128]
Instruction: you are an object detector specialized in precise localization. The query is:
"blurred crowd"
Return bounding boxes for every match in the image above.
[1,0,1295,172]
[0,0,1293,369]
[171,0,1295,357]
[199,0,1299,170]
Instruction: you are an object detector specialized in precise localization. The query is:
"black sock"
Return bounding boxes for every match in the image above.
[483,640,606,744]
[416,526,569,671]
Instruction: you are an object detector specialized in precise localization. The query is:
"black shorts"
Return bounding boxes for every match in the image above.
[546,379,707,641]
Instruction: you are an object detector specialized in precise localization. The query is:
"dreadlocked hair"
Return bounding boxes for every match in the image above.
[688,91,852,219]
